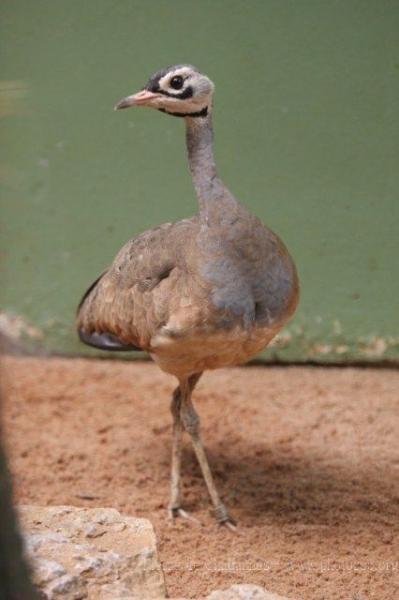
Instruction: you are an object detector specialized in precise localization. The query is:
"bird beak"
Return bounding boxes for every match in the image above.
[114,89,161,110]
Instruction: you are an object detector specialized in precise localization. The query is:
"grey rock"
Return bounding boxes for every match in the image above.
[34,559,66,585]
[18,505,166,600]
[46,574,82,599]
[206,584,296,600]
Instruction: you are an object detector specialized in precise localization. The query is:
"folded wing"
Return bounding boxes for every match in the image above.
[76,218,198,351]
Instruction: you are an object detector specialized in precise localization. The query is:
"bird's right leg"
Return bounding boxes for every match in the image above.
[179,375,236,530]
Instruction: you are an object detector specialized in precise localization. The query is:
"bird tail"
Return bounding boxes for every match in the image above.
[78,328,141,352]
[77,271,142,352]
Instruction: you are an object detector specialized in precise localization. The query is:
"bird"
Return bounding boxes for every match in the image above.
[76,64,299,529]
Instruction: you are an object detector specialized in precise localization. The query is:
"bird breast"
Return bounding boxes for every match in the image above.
[196,214,299,331]
[149,217,299,377]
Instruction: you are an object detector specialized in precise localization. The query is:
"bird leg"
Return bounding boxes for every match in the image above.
[169,385,184,517]
[169,382,200,523]
[179,374,236,528]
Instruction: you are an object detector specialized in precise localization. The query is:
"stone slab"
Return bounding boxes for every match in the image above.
[19,505,166,599]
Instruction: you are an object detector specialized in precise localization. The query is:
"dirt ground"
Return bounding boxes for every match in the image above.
[1,356,398,599]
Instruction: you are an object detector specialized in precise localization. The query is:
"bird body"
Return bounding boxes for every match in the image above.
[77,65,299,527]
[78,210,297,377]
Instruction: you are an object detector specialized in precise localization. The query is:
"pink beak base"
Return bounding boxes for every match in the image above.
[114,89,160,110]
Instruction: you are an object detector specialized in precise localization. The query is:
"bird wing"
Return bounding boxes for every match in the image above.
[76,217,199,351]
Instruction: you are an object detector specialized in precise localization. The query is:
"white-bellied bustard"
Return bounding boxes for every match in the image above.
[77,65,299,529]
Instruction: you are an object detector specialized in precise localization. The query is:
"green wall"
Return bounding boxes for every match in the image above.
[1,1,398,362]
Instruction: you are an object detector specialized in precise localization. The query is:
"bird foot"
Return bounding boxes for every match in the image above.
[168,506,202,525]
[213,504,238,532]
[222,519,239,533]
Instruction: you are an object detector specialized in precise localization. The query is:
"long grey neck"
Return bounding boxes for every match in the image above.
[185,110,228,219]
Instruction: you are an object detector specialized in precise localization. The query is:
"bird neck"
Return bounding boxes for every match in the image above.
[185,111,226,218]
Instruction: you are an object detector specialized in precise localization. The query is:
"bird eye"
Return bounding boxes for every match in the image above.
[170,75,184,90]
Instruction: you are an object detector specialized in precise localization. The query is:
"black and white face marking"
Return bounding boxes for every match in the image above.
[144,65,214,117]
[115,64,214,118]
[146,66,195,101]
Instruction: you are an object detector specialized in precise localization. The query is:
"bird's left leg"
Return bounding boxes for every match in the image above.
[169,385,183,518]
[169,382,200,523]
[180,375,236,529]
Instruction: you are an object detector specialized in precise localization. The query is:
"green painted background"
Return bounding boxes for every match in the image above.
[1,1,398,362]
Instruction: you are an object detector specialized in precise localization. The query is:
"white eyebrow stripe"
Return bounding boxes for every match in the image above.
[158,67,193,91]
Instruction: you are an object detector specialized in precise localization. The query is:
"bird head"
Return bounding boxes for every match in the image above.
[114,65,214,118]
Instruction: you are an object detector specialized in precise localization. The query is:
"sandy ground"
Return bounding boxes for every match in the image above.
[1,356,398,599]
